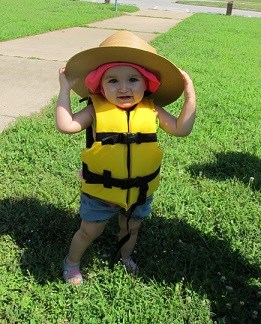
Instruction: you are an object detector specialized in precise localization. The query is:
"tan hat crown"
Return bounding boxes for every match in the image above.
[99,31,157,54]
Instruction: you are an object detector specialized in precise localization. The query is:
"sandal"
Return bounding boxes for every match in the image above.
[121,256,139,275]
[63,257,83,285]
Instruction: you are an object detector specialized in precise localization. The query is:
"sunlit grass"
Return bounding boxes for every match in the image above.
[0,0,137,40]
[0,12,260,323]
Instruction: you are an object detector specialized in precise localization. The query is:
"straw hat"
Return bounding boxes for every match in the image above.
[65,30,184,106]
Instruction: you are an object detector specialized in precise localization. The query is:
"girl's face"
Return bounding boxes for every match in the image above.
[101,66,147,109]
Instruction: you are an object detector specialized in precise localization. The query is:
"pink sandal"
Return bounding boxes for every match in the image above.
[63,257,83,285]
[121,256,139,275]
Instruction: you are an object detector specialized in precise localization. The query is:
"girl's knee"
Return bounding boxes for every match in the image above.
[119,215,141,234]
[130,222,141,235]
[79,220,106,240]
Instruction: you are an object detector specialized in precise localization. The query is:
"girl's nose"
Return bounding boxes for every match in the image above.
[118,81,127,92]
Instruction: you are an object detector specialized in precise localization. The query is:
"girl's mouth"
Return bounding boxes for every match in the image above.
[118,96,131,100]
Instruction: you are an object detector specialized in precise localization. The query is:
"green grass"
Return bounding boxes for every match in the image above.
[1,12,261,324]
[0,0,138,41]
[176,0,261,12]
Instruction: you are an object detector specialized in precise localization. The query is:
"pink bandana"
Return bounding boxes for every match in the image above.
[85,62,161,94]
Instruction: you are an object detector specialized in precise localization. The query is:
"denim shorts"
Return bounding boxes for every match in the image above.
[79,193,153,222]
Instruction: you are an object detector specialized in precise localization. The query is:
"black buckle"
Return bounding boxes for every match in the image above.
[100,132,143,145]
[120,178,130,189]
[120,176,142,189]
[102,136,117,145]
[119,132,141,144]
[103,170,112,188]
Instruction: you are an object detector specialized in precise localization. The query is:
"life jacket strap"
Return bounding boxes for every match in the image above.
[95,132,157,145]
[82,163,159,260]
[82,163,160,190]
[116,182,149,258]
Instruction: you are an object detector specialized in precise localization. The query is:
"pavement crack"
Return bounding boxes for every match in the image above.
[0,53,64,63]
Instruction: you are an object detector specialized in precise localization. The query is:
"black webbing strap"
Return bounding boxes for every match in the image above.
[96,132,157,145]
[79,97,89,103]
[82,164,159,260]
[86,126,94,149]
[116,182,149,256]
[82,163,160,190]
[78,97,94,149]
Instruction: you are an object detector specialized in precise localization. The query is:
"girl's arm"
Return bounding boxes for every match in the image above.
[55,67,94,134]
[156,70,196,137]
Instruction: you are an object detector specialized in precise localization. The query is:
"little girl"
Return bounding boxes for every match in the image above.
[55,31,196,285]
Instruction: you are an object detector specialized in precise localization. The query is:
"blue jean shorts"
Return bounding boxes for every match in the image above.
[79,193,153,222]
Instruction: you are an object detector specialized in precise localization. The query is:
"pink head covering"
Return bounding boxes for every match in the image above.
[85,62,161,94]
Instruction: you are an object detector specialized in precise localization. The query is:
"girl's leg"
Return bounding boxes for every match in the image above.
[118,214,142,260]
[64,220,107,285]
[67,220,107,264]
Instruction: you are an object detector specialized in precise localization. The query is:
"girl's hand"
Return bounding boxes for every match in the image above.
[179,69,196,102]
[59,67,78,92]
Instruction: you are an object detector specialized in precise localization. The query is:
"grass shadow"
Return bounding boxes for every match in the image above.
[138,215,261,323]
[0,197,81,283]
[188,151,261,191]
[0,197,260,322]
[0,197,119,284]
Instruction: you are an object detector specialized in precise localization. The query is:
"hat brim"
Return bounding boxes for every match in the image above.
[65,47,184,107]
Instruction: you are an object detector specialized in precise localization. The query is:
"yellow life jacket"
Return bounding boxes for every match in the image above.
[81,95,163,210]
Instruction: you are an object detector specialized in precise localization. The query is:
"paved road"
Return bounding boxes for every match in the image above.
[98,0,261,17]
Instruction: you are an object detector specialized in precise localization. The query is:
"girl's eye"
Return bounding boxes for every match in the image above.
[129,77,139,83]
[108,79,118,84]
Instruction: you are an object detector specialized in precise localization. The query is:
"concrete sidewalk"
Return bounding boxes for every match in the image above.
[0,9,192,132]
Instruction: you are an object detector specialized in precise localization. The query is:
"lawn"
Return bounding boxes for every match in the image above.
[0,0,137,41]
[0,6,261,324]
[176,0,261,12]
